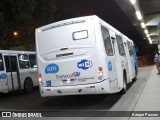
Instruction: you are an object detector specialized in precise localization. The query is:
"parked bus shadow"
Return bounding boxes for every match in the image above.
[40,93,122,110]
[0,87,39,99]
[127,79,137,90]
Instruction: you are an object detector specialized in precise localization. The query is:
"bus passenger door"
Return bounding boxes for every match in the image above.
[109,37,118,90]
[4,56,20,91]
[128,41,136,79]
[101,26,118,91]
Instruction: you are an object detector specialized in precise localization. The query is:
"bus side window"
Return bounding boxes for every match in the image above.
[127,41,134,56]
[4,56,11,72]
[101,26,114,56]
[116,35,126,56]
[10,56,17,72]
[18,54,30,69]
[29,54,37,68]
[0,53,4,71]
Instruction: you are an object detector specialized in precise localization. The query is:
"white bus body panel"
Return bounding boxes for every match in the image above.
[36,15,136,97]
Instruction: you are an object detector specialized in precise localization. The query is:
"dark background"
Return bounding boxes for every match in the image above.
[0,0,157,55]
[56,0,157,56]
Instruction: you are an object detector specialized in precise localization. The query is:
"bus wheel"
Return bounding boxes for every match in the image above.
[120,74,127,94]
[133,76,137,82]
[133,66,137,82]
[24,78,33,93]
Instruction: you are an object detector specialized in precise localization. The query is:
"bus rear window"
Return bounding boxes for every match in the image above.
[0,54,4,71]
[73,30,88,40]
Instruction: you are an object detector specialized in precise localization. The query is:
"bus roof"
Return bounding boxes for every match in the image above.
[36,15,134,43]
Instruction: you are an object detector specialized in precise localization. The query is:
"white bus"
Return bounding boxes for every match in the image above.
[0,50,38,93]
[35,15,137,97]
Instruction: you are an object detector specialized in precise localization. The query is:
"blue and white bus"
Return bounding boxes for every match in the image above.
[36,15,138,97]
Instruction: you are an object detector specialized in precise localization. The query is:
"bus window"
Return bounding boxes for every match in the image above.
[4,56,18,72]
[73,30,88,40]
[116,35,126,56]
[18,54,30,69]
[10,56,18,72]
[29,54,37,68]
[127,41,133,56]
[101,26,114,56]
[4,56,11,72]
[0,54,4,71]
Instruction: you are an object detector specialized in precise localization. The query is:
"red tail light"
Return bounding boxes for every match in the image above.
[99,67,103,72]
[98,67,104,80]
[38,73,44,85]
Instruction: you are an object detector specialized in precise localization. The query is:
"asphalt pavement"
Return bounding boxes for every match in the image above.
[1,66,160,120]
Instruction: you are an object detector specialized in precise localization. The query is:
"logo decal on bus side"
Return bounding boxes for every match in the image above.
[77,59,92,70]
[0,73,7,79]
[46,80,52,87]
[56,72,81,79]
[108,61,112,71]
[45,64,59,74]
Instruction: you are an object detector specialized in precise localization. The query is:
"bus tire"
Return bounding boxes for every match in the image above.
[24,78,33,93]
[133,76,137,82]
[120,73,127,94]
[133,66,137,82]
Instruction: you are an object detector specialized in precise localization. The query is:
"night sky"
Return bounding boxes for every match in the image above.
[56,0,156,55]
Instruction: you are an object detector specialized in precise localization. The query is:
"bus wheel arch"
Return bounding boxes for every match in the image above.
[24,77,34,93]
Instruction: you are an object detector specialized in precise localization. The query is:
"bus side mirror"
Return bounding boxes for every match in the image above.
[33,65,37,68]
